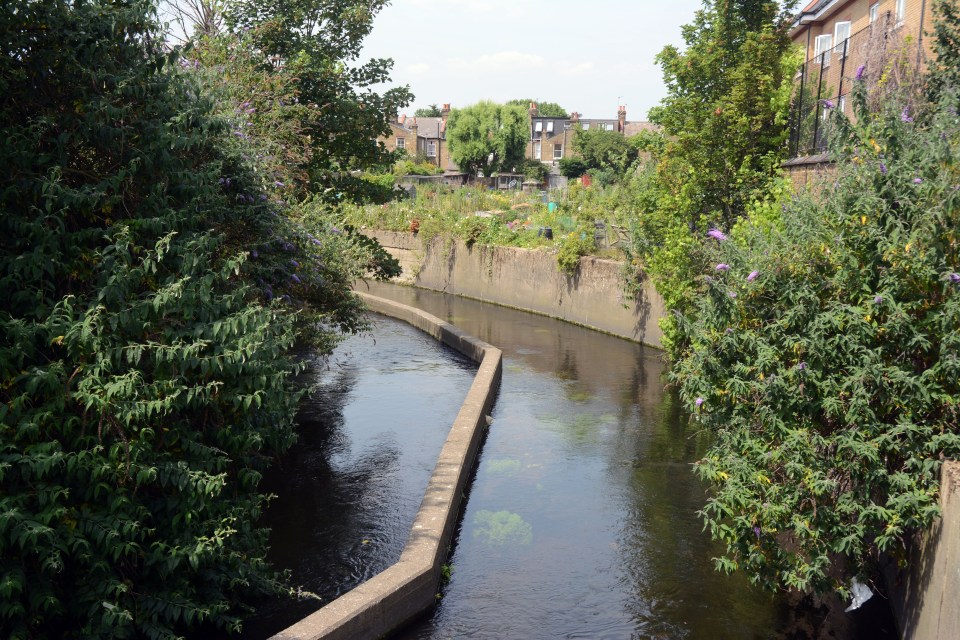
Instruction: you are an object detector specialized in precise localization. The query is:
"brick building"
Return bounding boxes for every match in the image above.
[382,104,457,172]
[526,103,657,165]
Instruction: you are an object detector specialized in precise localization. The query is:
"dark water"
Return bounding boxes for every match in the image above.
[240,281,898,639]
[357,281,898,640]
[235,315,478,638]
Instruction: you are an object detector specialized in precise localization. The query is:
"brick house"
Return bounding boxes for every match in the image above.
[381,104,458,172]
[788,0,935,158]
[526,103,656,165]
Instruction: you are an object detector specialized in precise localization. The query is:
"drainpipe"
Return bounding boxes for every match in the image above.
[917,0,927,69]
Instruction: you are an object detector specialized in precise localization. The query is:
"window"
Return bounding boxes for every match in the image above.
[814,34,833,65]
[604,123,614,131]
[427,141,436,157]
[553,143,563,160]
[546,121,554,133]
[834,21,851,58]
[564,122,571,130]
[869,2,879,23]
[896,0,905,24]
[535,121,543,132]
[396,137,405,149]
[533,140,542,160]
[838,95,847,114]
[582,123,590,130]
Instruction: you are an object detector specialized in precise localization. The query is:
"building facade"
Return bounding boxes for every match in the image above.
[526,104,656,165]
[788,0,935,157]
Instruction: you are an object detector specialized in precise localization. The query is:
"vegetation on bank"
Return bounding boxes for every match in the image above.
[0,0,404,637]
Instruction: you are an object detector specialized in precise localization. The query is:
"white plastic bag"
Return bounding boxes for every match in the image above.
[844,577,874,612]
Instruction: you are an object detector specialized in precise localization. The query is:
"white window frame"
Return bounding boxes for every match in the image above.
[553,143,563,160]
[534,121,543,132]
[546,121,554,133]
[869,2,879,23]
[814,33,833,65]
[896,0,905,25]
[834,21,851,58]
[533,140,542,160]
[604,123,614,131]
[427,140,437,157]
[582,123,590,130]
[396,137,405,149]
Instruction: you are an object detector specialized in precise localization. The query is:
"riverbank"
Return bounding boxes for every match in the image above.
[361,230,664,349]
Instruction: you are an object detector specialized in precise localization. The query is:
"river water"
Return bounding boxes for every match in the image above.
[246,281,898,639]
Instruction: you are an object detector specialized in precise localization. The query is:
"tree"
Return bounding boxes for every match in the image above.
[446,101,528,176]
[572,127,642,176]
[507,98,567,117]
[414,104,442,117]
[224,0,413,203]
[928,0,960,102]
[624,0,799,355]
[0,0,319,636]
[672,75,960,596]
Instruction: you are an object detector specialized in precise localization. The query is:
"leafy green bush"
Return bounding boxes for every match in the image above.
[0,2,321,637]
[557,232,597,275]
[672,85,960,596]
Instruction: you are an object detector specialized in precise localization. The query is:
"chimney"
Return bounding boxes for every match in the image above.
[441,103,451,121]
[570,112,580,123]
[410,117,418,135]
[618,105,627,133]
[398,113,406,125]
[529,102,538,118]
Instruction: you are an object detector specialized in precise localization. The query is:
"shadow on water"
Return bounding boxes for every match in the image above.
[214,315,478,639]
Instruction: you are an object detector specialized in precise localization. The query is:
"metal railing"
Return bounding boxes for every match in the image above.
[788,11,917,157]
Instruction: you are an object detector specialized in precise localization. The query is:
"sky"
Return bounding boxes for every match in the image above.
[358,0,705,122]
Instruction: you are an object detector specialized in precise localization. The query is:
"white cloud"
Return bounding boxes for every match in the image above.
[447,51,545,73]
[558,61,594,77]
[405,62,431,75]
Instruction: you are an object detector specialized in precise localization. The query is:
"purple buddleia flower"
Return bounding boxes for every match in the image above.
[880,161,888,175]
[797,362,807,371]
[753,526,762,539]
[311,238,322,246]
[822,99,834,109]
[855,64,866,80]
[747,270,759,282]
[950,273,960,283]
[290,259,299,268]
[874,295,883,304]
[715,263,731,272]
[707,228,728,241]
[913,177,923,184]
[901,106,913,123]
[695,397,704,408]
[728,291,737,298]
[290,274,301,284]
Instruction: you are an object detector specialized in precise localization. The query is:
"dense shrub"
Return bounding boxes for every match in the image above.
[0,1,313,636]
[672,84,960,595]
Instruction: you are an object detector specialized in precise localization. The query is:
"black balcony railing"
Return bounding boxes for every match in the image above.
[788,12,920,158]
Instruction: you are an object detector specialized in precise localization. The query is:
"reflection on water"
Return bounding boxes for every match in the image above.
[355,282,897,640]
[233,316,477,639]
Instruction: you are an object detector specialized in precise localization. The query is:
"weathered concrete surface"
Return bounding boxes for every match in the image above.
[271,293,502,640]
[885,461,960,640]
[365,230,664,348]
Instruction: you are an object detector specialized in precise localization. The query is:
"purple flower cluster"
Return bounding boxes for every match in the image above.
[715,263,731,272]
[747,270,759,282]
[707,229,728,242]
[855,64,866,81]
[901,106,913,123]
[695,397,705,408]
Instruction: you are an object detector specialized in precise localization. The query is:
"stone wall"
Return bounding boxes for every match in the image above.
[884,461,960,640]
[364,230,665,349]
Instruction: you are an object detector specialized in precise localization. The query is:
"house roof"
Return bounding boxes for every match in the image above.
[415,117,446,140]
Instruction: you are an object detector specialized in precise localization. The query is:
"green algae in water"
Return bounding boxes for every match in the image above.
[486,458,523,476]
[472,510,533,547]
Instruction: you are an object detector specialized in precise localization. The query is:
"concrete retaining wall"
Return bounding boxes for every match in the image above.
[885,461,960,640]
[365,230,665,348]
[271,293,502,640]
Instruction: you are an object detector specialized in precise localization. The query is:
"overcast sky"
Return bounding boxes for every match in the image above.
[359,0,705,122]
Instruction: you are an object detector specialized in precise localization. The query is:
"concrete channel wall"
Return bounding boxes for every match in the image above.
[364,230,665,348]
[271,293,502,640]
[885,460,960,640]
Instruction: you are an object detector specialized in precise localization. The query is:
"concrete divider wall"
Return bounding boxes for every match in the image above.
[365,230,665,348]
[272,293,502,640]
[885,460,960,640]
